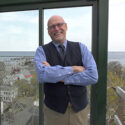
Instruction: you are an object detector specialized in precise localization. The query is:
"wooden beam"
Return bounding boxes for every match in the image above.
[0,0,90,6]
[0,0,55,6]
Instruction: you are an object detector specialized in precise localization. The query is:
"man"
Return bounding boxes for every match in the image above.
[34,15,98,125]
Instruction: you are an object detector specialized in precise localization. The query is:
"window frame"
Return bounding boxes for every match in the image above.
[0,1,105,125]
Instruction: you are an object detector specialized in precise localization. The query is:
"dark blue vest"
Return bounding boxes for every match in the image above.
[42,41,88,114]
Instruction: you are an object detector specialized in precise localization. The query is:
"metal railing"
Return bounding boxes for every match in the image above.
[114,115,123,125]
[113,87,125,125]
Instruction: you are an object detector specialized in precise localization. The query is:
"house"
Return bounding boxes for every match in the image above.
[0,85,18,102]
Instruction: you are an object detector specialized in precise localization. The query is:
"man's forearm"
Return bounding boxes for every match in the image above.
[36,61,73,83]
[60,66,85,83]
[42,61,85,83]
[64,67,98,86]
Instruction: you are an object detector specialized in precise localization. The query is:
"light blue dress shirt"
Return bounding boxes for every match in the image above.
[34,41,98,86]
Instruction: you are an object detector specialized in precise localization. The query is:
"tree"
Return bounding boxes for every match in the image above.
[108,61,124,78]
[107,62,125,125]
[0,62,5,85]
[15,79,30,97]
[30,73,39,99]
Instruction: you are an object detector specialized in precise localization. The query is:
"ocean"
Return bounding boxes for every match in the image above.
[108,52,125,67]
[0,51,125,67]
[0,51,35,57]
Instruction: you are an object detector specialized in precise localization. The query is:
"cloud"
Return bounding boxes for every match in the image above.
[0,11,38,24]
[108,0,125,51]
[0,10,39,51]
[0,2,125,52]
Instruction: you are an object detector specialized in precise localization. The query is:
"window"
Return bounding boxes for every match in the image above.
[44,7,92,50]
[0,10,39,125]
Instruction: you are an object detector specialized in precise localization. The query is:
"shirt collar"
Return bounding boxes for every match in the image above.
[52,40,67,49]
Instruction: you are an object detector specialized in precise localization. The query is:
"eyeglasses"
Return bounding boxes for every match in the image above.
[48,22,66,30]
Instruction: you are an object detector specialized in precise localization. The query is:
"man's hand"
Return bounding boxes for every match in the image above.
[42,61,50,66]
[72,66,85,73]
[60,66,85,82]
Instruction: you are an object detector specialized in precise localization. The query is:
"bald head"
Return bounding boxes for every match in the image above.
[47,15,65,27]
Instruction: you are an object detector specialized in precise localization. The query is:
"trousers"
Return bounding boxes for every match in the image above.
[44,103,89,125]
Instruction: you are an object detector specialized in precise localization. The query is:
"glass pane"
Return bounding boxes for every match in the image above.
[0,10,39,125]
[44,7,92,50]
[0,11,38,51]
[107,0,125,124]
[44,7,92,124]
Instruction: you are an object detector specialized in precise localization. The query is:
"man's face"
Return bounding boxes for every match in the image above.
[48,16,67,44]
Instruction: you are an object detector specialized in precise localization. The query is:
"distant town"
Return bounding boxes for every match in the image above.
[0,55,39,125]
[0,51,125,125]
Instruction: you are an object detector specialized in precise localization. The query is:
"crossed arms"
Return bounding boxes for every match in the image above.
[42,61,85,73]
[34,43,98,86]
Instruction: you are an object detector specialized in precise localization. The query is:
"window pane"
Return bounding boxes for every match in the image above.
[107,0,125,124]
[0,11,38,51]
[44,7,92,124]
[44,7,92,50]
[0,10,39,125]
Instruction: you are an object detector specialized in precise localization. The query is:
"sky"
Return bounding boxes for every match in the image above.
[108,0,125,51]
[0,0,125,52]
